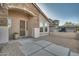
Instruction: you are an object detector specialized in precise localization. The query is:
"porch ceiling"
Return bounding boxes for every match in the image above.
[8,7,36,17]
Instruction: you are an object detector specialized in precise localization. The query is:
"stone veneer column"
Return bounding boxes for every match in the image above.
[0,3,8,26]
[0,3,8,44]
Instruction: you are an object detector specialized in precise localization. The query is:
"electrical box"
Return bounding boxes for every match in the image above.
[32,28,40,38]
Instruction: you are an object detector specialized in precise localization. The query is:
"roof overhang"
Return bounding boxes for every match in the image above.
[32,3,49,20]
[8,6,36,17]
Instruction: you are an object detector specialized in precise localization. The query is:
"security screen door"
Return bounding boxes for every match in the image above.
[20,20,25,36]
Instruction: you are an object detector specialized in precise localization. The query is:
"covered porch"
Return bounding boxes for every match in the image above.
[8,6,40,39]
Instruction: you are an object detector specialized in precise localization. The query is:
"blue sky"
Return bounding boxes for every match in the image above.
[37,3,79,26]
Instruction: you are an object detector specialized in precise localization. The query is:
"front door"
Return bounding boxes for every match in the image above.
[20,20,25,36]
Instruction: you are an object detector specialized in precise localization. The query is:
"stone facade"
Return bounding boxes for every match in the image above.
[0,4,8,26]
[48,19,59,32]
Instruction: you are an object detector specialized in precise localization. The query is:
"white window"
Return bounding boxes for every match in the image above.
[40,22,43,32]
[45,23,48,32]
[7,17,12,28]
[40,21,48,32]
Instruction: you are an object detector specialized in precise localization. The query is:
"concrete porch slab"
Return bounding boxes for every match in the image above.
[20,42,42,56]
[17,39,34,45]
[0,53,9,56]
[34,40,52,47]
[31,49,54,56]
[44,43,69,56]
[70,51,79,56]
[1,42,25,56]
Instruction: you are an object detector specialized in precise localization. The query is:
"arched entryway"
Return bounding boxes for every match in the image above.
[8,7,35,39]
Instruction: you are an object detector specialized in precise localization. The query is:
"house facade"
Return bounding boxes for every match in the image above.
[0,3,49,39]
[48,19,59,32]
[63,22,77,32]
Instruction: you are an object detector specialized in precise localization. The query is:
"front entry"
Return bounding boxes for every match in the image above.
[20,20,25,36]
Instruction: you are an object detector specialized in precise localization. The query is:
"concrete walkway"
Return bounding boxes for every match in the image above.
[0,38,79,56]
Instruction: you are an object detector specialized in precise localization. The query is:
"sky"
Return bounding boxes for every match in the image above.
[37,3,79,26]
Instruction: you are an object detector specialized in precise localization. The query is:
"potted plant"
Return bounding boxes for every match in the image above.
[12,32,18,40]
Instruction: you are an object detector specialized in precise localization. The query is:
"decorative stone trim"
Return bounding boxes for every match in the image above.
[0,18,7,26]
